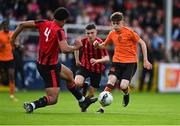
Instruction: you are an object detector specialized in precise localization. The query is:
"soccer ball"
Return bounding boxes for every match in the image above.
[98,91,113,106]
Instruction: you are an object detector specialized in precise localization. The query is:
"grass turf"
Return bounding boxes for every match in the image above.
[0,91,180,125]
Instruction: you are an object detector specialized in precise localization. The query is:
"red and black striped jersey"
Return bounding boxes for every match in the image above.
[35,20,66,65]
[80,37,109,73]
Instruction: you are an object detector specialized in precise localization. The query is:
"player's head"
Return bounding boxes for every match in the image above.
[85,23,97,42]
[110,12,124,31]
[1,19,9,32]
[53,7,70,26]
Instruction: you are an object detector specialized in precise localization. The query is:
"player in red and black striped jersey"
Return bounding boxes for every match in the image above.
[10,7,97,113]
[74,24,109,111]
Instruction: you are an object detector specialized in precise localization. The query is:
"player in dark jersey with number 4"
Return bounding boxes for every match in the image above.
[10,7,97,113]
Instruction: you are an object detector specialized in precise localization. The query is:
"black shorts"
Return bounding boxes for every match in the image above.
[37,63,61,88]
[0,60,14,70]
[109,62,137,81]
[76,67,101,88]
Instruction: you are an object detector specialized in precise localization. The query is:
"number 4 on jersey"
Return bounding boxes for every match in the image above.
[44,28,51,42]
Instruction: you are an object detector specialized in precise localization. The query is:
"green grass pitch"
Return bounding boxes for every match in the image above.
[0,91,180,125]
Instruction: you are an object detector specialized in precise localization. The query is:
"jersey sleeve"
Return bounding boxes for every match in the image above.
[104,31,113,46]
[34,20,45,28]
[131,30,140,43]
[57,29,66,42]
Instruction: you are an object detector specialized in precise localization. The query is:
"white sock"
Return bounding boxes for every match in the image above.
[100,106,105,110]
[31,103,36,109]
[79,96,85,102]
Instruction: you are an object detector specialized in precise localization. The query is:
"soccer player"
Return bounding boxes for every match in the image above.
[0,19,18,101]
[94,12,152,113]
[74,23,109,112]
[10,7,97,113]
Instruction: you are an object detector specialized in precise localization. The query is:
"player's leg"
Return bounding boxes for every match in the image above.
[87,72,101,98]
[24,87,60,113]
[97,74,117,113]
[7,60,17,101]
[87,86,96,98]
[147,69,153,92]
[139,68,146,92]
[75,68,89,96]
[120,63,137,107]
[103,63,120,93]
[23,64,61,113]
[75,75,85,87]
[120,79,130,107]
[75,75,89,96]
[104,75,117,92]
[97,63,119,113]
[61,64,85,101]
[60,64,97,111]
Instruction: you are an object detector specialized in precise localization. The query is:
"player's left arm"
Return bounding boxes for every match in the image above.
[59,38,82,53]
[74,50,81,66]
[10,21,36,46]
[138,39,152,70]
[90,50,110,66]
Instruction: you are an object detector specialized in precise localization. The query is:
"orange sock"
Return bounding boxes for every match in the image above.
[104,84,114,93]
[9,80,15,96]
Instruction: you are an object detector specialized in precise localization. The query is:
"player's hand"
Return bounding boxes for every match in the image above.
[74,37,82,49]
[143,60,152,70]
[90,58,98,66]
[14,42,21,48]
[93,40,99,49]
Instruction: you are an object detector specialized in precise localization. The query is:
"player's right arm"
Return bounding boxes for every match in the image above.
[58,37,82,53]
[74,50,81,66]
[93,40,106,49]
[138,39,152,70]
[93,32,112,49]
[10,21,37,45]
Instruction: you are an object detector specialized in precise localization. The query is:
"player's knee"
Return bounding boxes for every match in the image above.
[76,82,82,87]
[75,80,83,87]
[120,80,129,89]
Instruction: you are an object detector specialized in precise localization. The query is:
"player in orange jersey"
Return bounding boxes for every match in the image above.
[94,12,152,113]
[0,19,18,101]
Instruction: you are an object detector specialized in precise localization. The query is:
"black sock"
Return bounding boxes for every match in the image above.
[33,96,48,109]
[67,83,83,101]
[122,87,129,95]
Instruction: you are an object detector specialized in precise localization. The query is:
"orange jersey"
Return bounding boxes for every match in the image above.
[0,31,14,61]
[104,26,140,63]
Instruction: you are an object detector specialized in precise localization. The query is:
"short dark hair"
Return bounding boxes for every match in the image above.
[85,23,96,30]
[53,7,70,21]
[110,12,123,21]
[1,19,9,26]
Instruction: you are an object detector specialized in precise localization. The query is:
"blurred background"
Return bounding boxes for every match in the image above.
[0,0,179,93]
